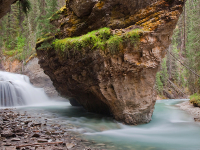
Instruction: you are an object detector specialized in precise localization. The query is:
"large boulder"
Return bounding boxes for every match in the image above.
[69,0,98,17]
[36,0,186,125]
[0,0,17,19]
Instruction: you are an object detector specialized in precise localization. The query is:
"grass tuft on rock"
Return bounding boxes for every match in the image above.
[125,28,142,44]
[190,93,200,107]
[107,35,123,54]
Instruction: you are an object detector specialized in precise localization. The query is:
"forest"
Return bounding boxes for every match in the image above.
[0,0,199,101]
[155,0,200,103]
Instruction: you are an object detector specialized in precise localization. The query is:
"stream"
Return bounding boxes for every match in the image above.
[16,99,200,150]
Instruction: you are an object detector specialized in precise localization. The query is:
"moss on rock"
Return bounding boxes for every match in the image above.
[52,27,143,55]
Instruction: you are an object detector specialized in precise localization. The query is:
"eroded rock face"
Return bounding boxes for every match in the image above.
[36,0,185,124]
[23,58,58,97]
[69,0,98,17]
[0,0,17,19]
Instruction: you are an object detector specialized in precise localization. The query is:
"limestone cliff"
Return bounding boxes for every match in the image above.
[36,0,185,125]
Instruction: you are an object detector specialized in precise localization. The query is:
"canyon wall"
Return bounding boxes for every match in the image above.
[35,0,186,124]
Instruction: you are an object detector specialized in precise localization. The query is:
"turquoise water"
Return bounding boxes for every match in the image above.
[17,99,200,150]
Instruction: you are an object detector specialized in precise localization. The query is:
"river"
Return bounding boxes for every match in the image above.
[16,99,200,150]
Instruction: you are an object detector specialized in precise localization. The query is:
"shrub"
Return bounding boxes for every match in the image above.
[190,93,200,107]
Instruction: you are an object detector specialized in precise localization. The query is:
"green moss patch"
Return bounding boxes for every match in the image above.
[190,93,200,107]
[3,49,22,56]
[52,27,143,55]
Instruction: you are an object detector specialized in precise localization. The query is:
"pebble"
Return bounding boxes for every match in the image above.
[0,108,111,150]
[32,133,40,137]
[2,146,16,150]
[66,143,75,149]
[37,138,48,143]
[11,138,21,141]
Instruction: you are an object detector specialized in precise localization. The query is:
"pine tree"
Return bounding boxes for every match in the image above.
[185,0,200,94]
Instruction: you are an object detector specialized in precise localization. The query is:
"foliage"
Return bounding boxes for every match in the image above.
[156,72,163,95]
[19,0,32,15]
[3,36,25,56]
[125,29,142,45]
[107,35,123,54]
[160,58,168,86]
[0,0,64,63]
[156,58,168,95]
[53,28,111,51]
[15,36,26,51]
[185,0,200,94]
[36,0,58,39]
[190,93,200,107]
[37,41,53,50]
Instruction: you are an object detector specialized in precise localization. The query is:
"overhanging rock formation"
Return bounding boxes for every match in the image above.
[0,0,17,19]
[36,0,185,125]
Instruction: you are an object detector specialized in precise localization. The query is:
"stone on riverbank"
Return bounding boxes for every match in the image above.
[0,108,114,149]
[177,101,200,122]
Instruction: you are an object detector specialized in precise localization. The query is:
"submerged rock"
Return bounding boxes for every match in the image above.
[36,0,186,124]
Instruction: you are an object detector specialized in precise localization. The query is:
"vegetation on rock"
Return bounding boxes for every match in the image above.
[190,94,200,107]
[52,28,142,55]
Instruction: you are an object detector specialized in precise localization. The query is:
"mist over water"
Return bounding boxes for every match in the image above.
[0,71,49,107]
[84,99,200,150]
[17,99,200,150]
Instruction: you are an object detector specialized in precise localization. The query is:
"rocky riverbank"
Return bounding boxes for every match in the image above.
[0,108,111,150]
[176,100,200,122]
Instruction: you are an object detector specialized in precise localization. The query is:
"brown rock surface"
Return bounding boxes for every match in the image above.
[69,0,98,17]
[23,58,58,97]
[0,0,17,19]
[0,58,22,73]
[36,0,186,124]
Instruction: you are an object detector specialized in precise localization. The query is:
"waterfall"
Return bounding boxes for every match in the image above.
[0,71,49,107]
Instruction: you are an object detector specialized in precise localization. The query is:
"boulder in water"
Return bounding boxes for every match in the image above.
[36,0,186,124]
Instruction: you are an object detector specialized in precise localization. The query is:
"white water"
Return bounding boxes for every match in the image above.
[0,71,49,107]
